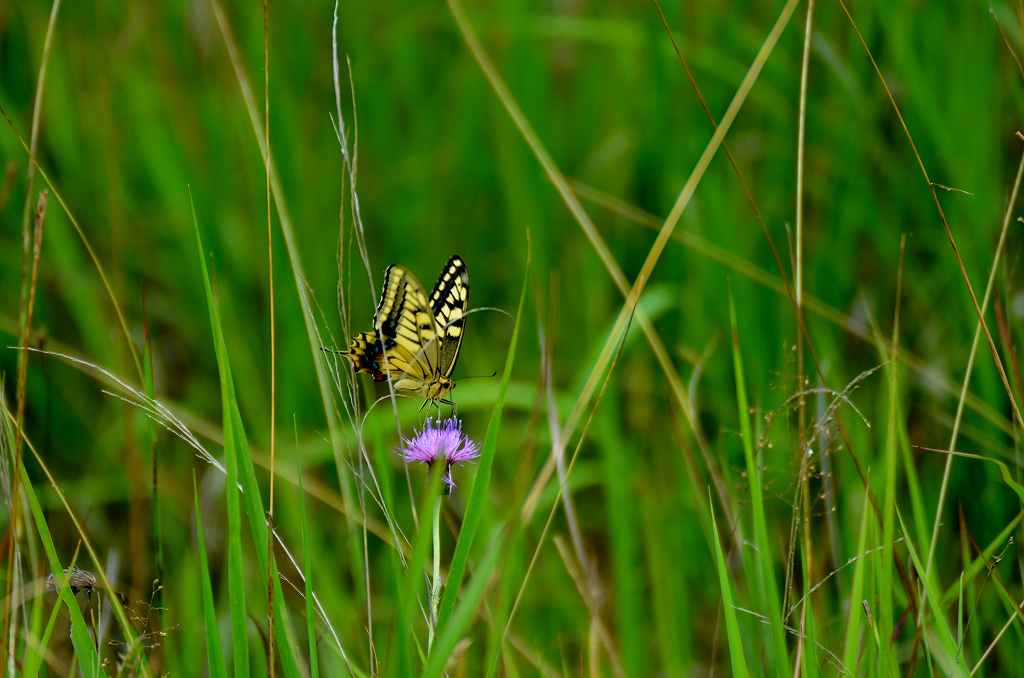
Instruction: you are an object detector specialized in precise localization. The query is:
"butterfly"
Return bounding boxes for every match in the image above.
[340,255,469,406]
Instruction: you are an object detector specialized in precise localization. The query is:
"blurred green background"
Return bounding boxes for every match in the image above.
[3,0,1024,675]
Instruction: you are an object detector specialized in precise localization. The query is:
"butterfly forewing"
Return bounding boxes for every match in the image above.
[429,255,470,377]
[374,265,438,378]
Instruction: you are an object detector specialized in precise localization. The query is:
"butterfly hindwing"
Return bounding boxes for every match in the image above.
[340,330,387,381]
[429,255,469,376]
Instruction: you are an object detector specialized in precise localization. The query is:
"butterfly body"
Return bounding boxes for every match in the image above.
[341,256,469,405]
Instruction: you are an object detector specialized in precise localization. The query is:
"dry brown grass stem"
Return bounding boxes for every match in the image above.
[792,0,816,667]
[4,4,62,657]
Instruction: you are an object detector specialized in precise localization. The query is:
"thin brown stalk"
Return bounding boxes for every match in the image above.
[996,298,1024,404]
[648,0,792,289]
[839,0,1024,436]
[0,108,142,381]
[5,191,46,671]
[992,8,1024,80]
[17,0,61,329]
[4,3,61,661]
[793,0,815,666]
[970,597,1024,675]
[921,149,1024,613]
[208,0,362,615]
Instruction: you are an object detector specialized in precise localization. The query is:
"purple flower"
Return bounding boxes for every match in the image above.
[399,417,480,492]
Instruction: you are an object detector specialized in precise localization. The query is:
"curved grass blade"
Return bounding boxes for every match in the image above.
[1,391,97,676]
[435,241,529,633]
[190,192,305,678]
[728,291,789,675]
[299,475,320,678]
[895,508,968,676]
[192,196,249,677]
[709,488,749,678]
[193,474,228,678]
[18,460,98,677]
[22,583,64,678]
[841,488,874,673]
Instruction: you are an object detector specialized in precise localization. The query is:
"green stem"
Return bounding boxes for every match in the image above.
[427,496,443,652]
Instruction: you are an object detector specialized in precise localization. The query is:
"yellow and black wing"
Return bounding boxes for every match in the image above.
[428,255,469,378]
[373,264,440,382]
[341,330,387,381]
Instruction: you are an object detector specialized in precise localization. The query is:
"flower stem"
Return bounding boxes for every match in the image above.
[427,496,443,652]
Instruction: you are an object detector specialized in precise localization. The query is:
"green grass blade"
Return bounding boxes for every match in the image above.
[383,537,410,678]
[190,190,248,676]
[877,342,900,674]
[895,508,968,676]
[299,475,320,678]
[799,554,821,678]
[728,291,789,675]
[641,491,690,674]
[896,404,928,554]
[142,327,163,613]
[435,244,529,632]
[957,573,964,651]
[190,191,304,678]
[423,527,504,678]
[708,488,749,678]
[208,0,364,614]
[22,585,64,678]
[841,489,874,673]
[483,521,526,678]
[941,511,1023,605]
[193,474,228,678]
[17,460,98,677]
[596,395,646,677]
[224,366,249,677]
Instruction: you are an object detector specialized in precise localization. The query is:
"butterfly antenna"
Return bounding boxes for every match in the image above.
[360,393,397,432]
[462,306,512,320]
[456,371,498,381]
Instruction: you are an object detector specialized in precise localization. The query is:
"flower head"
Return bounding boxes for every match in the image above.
[399,417,480,491]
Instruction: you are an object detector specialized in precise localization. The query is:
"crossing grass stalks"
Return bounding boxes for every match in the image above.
[6,0,1024,675]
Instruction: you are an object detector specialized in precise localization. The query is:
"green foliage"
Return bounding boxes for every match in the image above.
[3,0,1024,675]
